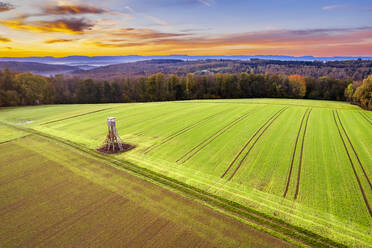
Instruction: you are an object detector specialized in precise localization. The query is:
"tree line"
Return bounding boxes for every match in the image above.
[0,68,371,110]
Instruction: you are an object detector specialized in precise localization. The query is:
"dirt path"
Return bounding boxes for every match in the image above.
[336,111,372,191]
[332,111,372,217]
[294,109,312,200]
[283,108,309,198]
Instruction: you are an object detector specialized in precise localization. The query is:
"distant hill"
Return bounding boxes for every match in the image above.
[0,62,78,76]
[1,55,372,68]
[1,57,372,81]
[72,59,372,81]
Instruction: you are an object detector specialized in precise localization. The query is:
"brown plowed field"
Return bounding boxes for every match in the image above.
[0,135,294,248]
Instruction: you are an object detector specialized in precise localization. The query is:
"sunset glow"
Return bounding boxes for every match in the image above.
[0,0,371,57]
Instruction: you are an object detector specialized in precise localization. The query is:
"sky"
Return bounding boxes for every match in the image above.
[0,0,371,57]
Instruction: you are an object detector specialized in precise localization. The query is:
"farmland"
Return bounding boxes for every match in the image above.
[0,98,371,247]
[0,129,293,247]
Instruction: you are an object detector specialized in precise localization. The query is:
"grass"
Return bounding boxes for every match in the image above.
[0,98,371,247]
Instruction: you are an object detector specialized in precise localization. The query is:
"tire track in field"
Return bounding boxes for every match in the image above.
[283,108,309,198]
[176,108,260,164]
[224,107,288,181]
[336,111,372,191]
[332,111,372,217]
[294,109,312,200]
[144,108,230,154]
[359,112,372,125]
[221,107,286,179]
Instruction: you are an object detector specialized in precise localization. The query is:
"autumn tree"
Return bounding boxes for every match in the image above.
[14,73,53,105]
[288,75,306,98]
[344,83,354,102]
[353,75,372,110]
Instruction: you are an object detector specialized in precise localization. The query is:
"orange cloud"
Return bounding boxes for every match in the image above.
[112,28,188,39]
[0,18,93,34]
[42,3,107,15]
[88,27,372,57]
[44,38,77,44]
[0,36,11,42]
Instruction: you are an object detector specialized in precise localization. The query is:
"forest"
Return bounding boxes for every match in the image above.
[0,68,371,110]
[72,59,372,81]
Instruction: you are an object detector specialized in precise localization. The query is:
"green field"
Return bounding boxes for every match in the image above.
[0,98,371,247]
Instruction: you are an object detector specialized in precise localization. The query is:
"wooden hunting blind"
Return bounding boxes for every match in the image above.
[98,117,124,153]
[97,117,135,154]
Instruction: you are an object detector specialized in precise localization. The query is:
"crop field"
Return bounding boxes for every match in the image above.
[0,98,371,247]
[0,133,293,248]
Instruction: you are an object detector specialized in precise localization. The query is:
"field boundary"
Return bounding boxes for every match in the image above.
[294,109,312,200]
[0,121,347,248]
[0,134,31,145]
[144,108,230,154]
[178,100,357,110]
[283,108,309,198]
[176,108,260,164]
[224,107,287,181]
[332,111,372,217]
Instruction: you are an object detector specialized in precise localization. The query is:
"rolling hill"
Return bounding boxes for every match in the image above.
[0,61,78,76]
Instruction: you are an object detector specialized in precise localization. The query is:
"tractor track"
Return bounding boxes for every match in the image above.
[225,107,288,181]
[332,111,372,217]
[221,107,286,179]
[0,121,347,248]
[294,109,312,200]
[335,111,372,191]
[228,107,288,181]
[359,112,372,125]
[144,108,230,154]
[176,108,259,164]
[283,108,309,198]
